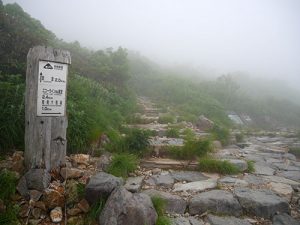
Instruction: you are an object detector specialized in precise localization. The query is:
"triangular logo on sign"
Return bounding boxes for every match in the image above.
[44,63,53,69]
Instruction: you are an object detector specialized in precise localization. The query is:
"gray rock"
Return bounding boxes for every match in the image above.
[284,153,297,161]
[25,169,51,191]
[272,213,300,225]
[207,214,251,225]
[243,174,266,185]
[172,217,190,225]
[234,187,290,219]
[277,171,300,182]
[124,176,144,193]
[254,163,275,176]
[189,217,205,225]
[16,175,29,198]
[189,190,242,216]
[273,163,300,171]
[170,171,208,182]
[173,179,217,192]
[99,187,157,225]
[227,159,248,171]
[219,177,248,187]
[261,175,300,186]
[145,174,174,188]
[85,172,123,205]
[143,189,186,214]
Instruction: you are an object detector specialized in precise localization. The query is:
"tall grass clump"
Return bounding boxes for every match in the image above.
[158,114,175,124]
[107,153,138,178]
[0,170,19,225]
[198,157,240,175]
[165,128,180,138]
[151,196,171,225]
[0,74,25,152]
[169,138,212,160]
[211,125,230,146]
[67,74,135,153]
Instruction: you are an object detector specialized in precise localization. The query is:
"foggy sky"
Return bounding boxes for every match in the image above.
[3,0,300,86]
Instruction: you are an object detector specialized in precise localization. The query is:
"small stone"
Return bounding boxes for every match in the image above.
[71,154,90,165]
[60,167,84,180]
[67,207,82,216]
[152,168,162,175]
[173,179,217,192]
[50,207,63,223]
[33,201,46,211]
[124,176,144,193]
[43,188,65,209]
[77,199,90,213]
[144,174,174,188]
[19,204,30,218]
[267,182,293,201]
[32,207,42,219]
[25,169,51,191]
[16,175,29,198]
[30,190,43,202]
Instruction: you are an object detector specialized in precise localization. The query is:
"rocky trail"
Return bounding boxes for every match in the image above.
[1,96,300,225]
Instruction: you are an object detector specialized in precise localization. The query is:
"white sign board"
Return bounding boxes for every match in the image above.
[37,61,68,116]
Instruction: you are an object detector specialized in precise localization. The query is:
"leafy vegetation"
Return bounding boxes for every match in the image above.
[198,157,241,175]
[211,125,230,146]
[169,138,212,160]
[235,133,244,143]
[151,196,172,225]
[165,128,180,138]
[158,114,175,124]
[107,153,138,178]
[86,198,106,224]
[246,160,255,173]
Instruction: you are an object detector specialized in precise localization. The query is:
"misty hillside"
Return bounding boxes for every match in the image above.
[1,1,300,152]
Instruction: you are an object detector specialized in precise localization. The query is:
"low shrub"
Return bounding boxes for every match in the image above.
[211,125,230,146]
[86,198,106,224]
[158,114,175,124]
[235,133,244,143]
[165,128,180,138]
[107,153,138,178]
[169,138,212,160]
[246,160,255,173]
[125,129,150,156]
[198,157,241,175]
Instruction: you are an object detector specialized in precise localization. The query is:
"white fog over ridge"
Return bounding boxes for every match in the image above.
[3,0,300,89]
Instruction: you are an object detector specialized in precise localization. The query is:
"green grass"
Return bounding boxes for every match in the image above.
[169,138,212,160]
[211,125,230,146]
[198,157,241,175]
[86,198,106,223]
[0,204,19,225]
[76,182,85,199]
[151,196,172,225]
[107,153,138,178]
[165,128,180,138]
[158,114,175,124]
[246,160,255,173]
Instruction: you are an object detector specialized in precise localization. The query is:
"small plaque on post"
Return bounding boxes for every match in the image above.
[37,60,68,116]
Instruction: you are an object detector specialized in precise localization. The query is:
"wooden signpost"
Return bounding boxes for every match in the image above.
[25,46,71,171]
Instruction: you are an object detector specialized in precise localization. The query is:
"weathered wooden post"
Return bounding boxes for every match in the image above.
[25,46,71,171]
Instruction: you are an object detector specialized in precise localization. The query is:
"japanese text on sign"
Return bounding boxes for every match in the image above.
[37,61,68,116]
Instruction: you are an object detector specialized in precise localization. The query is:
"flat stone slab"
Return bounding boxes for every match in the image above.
[143,189,186,214]
[171,217,191,225]
[254,163,275,176]
[267,182,293,201]
[207,214,251,225]
[170,171,208,182]
[144,174,174,188]
[234,187,290,219]
[189,190,242,216]
[277,171,300,182]
[219,177,248,187]
[124,176,144,193]
[243,174,266,185]
[173,179,217,192]
[272,213,300,225]
[261,175,300,186]
[273,163,300,171]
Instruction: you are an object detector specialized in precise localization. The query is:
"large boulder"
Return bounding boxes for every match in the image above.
[85,172,123,205]
[234,187,290,219]
[189,190,242,216]
[207,214,251,225]
[195,115,214,131]
[272,213,300,225]
[25,169,51,191]
[99,187,157,225]
[143,189,186,214]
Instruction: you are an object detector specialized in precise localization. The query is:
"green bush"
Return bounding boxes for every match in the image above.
[198,157,240,175]
[125,129,150,156]
[235,133,244,143]
[211,125,230,146]
[246,160,255,173]
[0,74,25,152]
[107,153,138,178]
[158,114,175,124]
[169,138,212,160]
[156,216,172,225]
[86,198,106,223]
[0,170,17,201]
[165,128,180,138]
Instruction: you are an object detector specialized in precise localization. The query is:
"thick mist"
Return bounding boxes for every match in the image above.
[3,0,300,88]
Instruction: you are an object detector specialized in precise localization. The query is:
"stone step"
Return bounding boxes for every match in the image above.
[141,158,198,170]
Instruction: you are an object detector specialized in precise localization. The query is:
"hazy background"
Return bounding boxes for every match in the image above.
[3,0,300,88]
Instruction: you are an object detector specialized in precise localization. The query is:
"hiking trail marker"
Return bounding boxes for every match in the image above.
[25,46,71,171]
